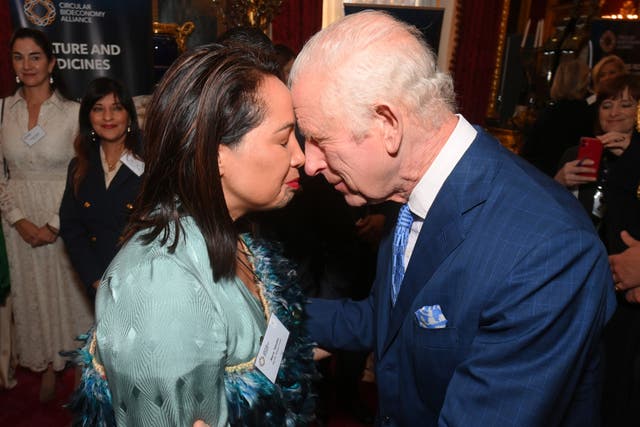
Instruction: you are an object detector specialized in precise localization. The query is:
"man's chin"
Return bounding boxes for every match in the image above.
[342,192,368,207]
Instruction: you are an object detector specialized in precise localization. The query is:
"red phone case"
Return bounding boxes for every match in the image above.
[577,137,603,178]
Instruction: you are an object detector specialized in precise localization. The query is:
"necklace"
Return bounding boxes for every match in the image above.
[101,143,125,173]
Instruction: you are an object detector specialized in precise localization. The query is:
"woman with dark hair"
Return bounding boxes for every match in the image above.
[70,43,316,427]
[59,77,144,298]
[552,74,640,426]
[554,74,640,240]
[0,28,92,398]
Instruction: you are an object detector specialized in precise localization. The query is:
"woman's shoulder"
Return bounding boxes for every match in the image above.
[95,219,229,331]
[105,218,212,282]
[2,91,24,110]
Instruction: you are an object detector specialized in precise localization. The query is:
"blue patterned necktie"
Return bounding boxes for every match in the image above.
[391,204,413,305]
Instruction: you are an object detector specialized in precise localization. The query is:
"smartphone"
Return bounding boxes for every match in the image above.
[577,137,603,178]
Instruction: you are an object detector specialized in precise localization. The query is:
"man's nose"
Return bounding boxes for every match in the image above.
[303,141,325,176]
[289,134,305,168]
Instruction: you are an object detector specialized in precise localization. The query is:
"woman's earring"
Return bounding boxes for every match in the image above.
[15,76,20,84]
[127,123,131,134]
[90,129,97,142]
[49,75,54,85]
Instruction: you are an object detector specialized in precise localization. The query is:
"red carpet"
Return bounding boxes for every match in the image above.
[0,367,74,427]
[0,366,376,426]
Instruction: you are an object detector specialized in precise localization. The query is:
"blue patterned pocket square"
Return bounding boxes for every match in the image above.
[415,304,448,329]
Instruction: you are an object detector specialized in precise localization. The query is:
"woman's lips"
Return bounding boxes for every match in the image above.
[286,179,300,190]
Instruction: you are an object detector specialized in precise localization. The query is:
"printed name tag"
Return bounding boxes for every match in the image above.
[121,152,145,176]
[254,314,289,383]
[22,125,45,146]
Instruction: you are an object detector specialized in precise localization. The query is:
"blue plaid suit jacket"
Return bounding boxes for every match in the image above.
[306,128,616,427]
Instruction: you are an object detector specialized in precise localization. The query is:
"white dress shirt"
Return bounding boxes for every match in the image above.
[403,115,477,267]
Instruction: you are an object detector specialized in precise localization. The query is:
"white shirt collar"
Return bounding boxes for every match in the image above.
[408,114,477,219]
[8,89,68,111]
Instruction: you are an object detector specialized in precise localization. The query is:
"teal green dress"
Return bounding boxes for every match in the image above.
[73,217,316,426]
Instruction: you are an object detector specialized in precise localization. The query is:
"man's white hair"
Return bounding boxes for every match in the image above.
[290,10,456,138]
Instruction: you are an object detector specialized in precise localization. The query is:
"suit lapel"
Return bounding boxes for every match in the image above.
[381,188,464,355]
[108,164,134,191]
[375,231,394,356]
[379,131,500,356]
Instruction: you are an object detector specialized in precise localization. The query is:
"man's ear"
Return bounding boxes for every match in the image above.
[375,103,402,156]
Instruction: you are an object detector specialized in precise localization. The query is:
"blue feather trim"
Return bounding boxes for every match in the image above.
[224,235,317,426]
[67,235,317,426]
[65,330,116,427]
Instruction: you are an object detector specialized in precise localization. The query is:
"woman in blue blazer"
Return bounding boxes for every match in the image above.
[60,77,143,297]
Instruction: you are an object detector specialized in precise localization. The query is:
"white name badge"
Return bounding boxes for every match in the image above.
[121,152,145,176]
[255,314,290,383]
[22,125,45,146]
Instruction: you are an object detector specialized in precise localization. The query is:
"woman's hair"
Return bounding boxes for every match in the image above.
[125,43,281,281]
[274,44,295,67]
[591,55,627,90]
[72,77,141,194]
[550,59,590,100]
[594,74,640,134]
[290,10,455,137]
[9,27,70,99]
[217,26,275,54]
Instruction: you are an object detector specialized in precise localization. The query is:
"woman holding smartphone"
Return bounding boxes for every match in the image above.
[554,74,640,244]
[554,73,640,427]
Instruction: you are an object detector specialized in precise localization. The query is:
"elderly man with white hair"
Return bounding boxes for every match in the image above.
[291,10,616,427]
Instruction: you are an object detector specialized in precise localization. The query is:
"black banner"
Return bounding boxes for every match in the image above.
[9,0,153,99]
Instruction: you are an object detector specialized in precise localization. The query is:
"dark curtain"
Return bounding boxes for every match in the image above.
[271,0,322,53]
[0,1,14,98]
[451,0,504,126]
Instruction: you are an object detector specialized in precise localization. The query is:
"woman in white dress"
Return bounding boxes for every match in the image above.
[0,28,93,401]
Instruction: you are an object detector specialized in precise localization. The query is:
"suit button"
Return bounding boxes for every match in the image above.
[125,203,133,210]
[382,415,391,424]
[83,201,91,208]
[90,236,97,242]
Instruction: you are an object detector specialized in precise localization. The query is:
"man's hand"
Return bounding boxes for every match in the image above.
[610,231,640,303]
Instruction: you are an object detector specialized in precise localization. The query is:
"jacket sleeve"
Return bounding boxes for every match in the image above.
[305,292,376,352]
[96,254,229,426]
[59,159,102,292]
